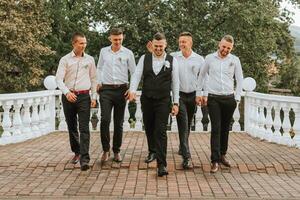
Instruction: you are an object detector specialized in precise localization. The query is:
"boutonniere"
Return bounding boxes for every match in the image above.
[163,60,170,71]
[229,62,234,67]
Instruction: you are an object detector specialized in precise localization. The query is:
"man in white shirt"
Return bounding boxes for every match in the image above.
[128,32,180,177]
[56,32,97,171]
[96,28,136,162]
[171,32,204,169]
[197,35,243,173]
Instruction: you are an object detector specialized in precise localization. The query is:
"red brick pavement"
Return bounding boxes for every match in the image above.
[0,131,300,199]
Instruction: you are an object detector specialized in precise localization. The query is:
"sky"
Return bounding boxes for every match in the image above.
[281,1,300,26]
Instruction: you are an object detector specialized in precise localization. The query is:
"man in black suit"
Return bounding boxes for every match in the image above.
[128,32,180,177]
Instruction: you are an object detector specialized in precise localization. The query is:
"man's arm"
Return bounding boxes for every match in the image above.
[128,50,136,76]
[96,49,104,91]
[234,57,244,101]
[55,57,69,95]
[90,57,97,100]
[171,57,179,104]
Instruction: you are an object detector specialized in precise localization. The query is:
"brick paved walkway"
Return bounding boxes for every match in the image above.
[0,131,300,199]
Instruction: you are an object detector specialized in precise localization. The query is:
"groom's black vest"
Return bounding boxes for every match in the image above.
[142,53,173,99]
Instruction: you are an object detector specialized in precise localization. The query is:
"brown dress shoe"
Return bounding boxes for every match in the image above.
[113,153,122,162]
[210,162,219,173]
[70,154,80,164]
[101,151,110,162]
[220,155,231,167]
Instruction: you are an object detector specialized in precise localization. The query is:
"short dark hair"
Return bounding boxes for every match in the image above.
[153,32,166,40]
[222,35,234,44]
[110,27,124,35]
[179,31,192,38]
[72,32,85,43]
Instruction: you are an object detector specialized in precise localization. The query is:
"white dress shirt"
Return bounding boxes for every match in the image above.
[130,53,180,104]
[56,51,97,99]
[171,51,204,93]
[197,51,243,101]
[96,46,136,84]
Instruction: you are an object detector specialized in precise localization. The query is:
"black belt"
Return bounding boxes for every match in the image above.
[179,91,196,96]
[208,93,234,98]
[102,84,128,89]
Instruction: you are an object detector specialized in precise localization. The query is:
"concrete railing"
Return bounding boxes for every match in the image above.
[1,90,299,148]
[244,92,300,148]
[0,90,61,145]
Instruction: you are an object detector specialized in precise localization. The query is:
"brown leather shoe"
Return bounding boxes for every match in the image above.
[70,154,80,164]
[113,153,122,162]
[220,155,231,167]
[210,162,219,173]
[101,151,110,162]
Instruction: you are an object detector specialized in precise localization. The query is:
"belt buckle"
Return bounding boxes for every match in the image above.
[114,84,120,88]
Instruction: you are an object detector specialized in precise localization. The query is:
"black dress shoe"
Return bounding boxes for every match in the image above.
[70,154,80,164]
[157,165,169,177]
[80,164,90,171]
[144,153,156,163]
[220,155,231,167]
[113,153,123,162]
[210,162,219,173]
[182,158,192,169]
[178,149,182,156]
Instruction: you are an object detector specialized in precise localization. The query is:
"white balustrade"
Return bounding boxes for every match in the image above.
[244,92,300,147]
[0,90,60,145]
[1,89,299,149]
[232,101,241,131]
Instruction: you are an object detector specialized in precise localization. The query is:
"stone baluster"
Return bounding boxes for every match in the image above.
[38,97,46,135]
[31,98,41,136]
[43,96,51,133]
[281,102,292,146]
[134,95,143,131]
[0,101,13,144]
[123,102,130,131]
[292,104,300,148]
[195,106,203,132]
[265,104,274,142]
[22,98,33,139]
[232,101,241,132]
[58,95,67,131]
[273,102,282,144]
[257,100,266,140]
[12,99,24,142]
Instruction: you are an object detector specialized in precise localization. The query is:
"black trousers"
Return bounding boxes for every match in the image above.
[99,86,127,153]
[62,94,91,165]
[207,94,237,163]
[176,91,196,159]
[141,95,170,167]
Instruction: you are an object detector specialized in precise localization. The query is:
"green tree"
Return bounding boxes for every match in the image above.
[0,0,53,93]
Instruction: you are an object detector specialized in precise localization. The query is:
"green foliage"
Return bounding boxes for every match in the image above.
[0,0,53,93]
[1,0,299,94]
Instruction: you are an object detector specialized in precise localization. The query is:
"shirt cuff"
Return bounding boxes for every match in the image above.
[203,91,208,96]
[235,94,241,101]
[196,90,203,96]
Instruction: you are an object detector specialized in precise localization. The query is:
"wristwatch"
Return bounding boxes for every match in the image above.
[173,103,179,106]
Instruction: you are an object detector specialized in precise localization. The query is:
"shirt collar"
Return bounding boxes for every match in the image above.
[71,51,86,58]
[178,50,196,59]
[213,51,232,60]
[152,52,166,60]
[109,45,124,53]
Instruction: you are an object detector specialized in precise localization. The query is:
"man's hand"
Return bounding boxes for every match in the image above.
[97,84,102,93]
[195,96,202,106]
[66,92,77,103]
[91,100,97,108]
[171,104,179,116]
[127,91,136,102]
[201,96,208,106]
